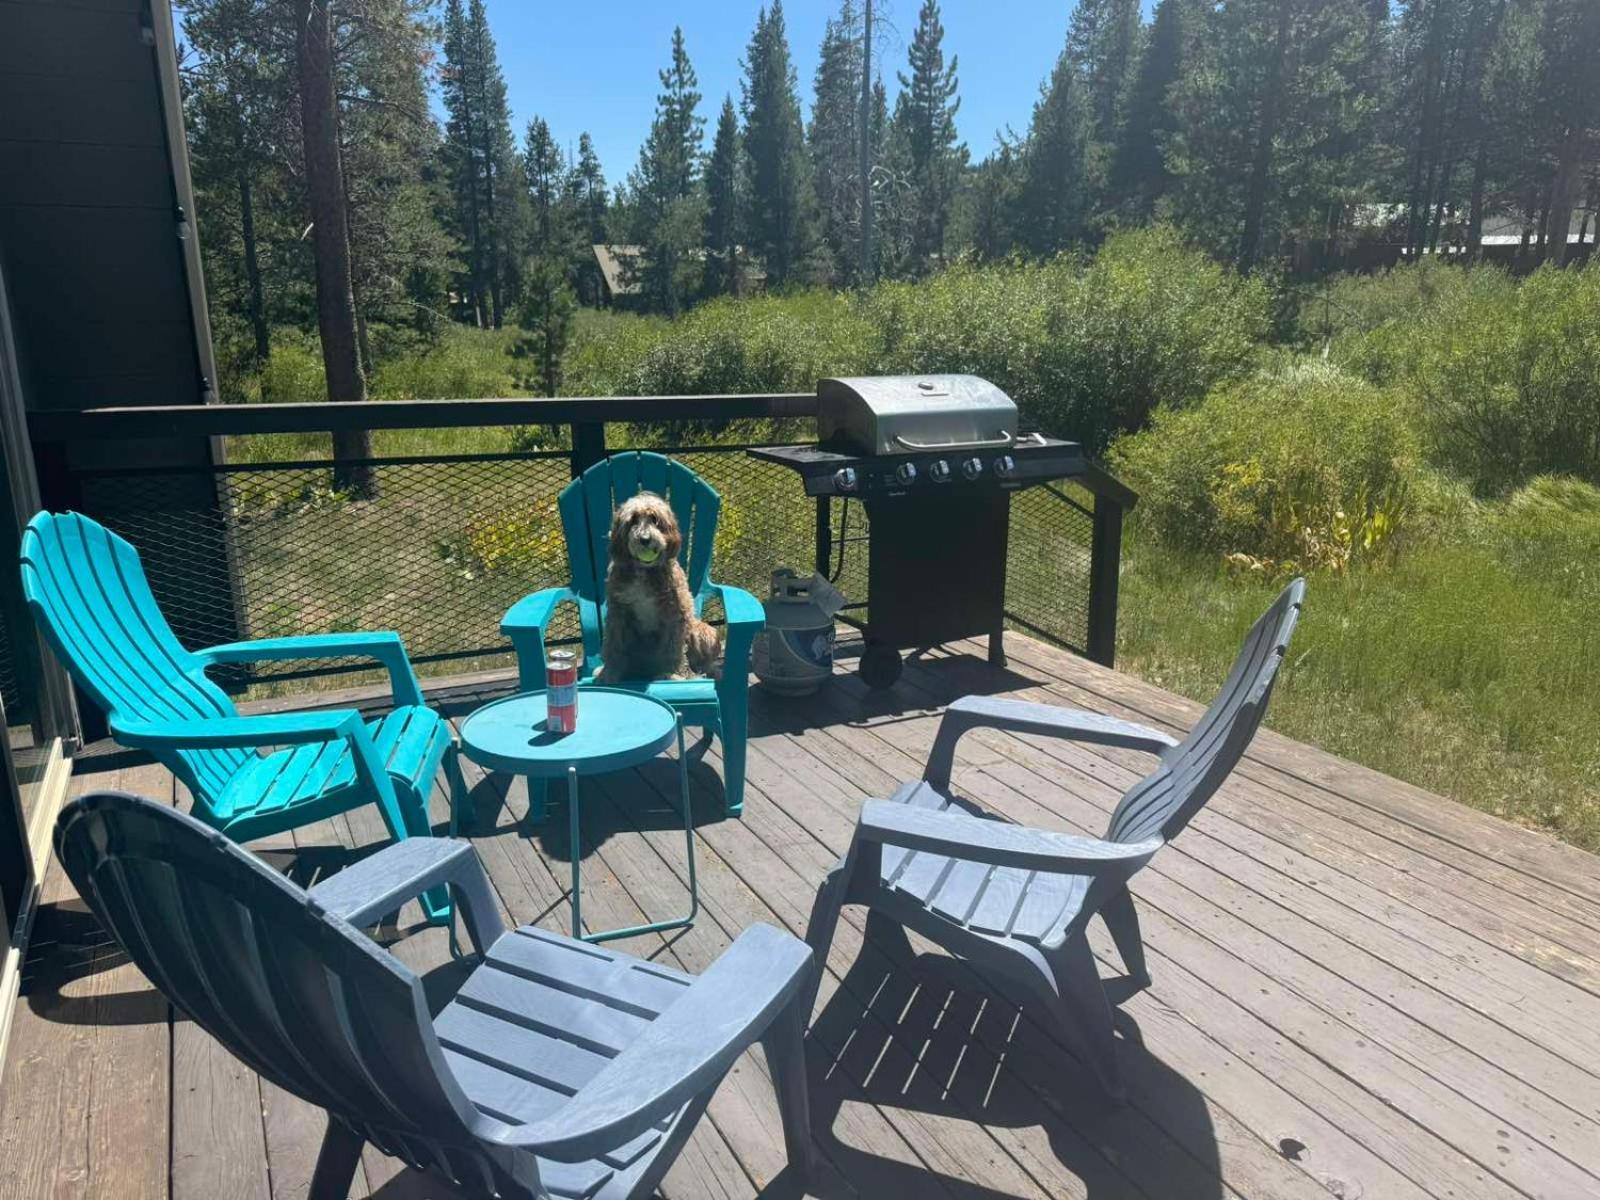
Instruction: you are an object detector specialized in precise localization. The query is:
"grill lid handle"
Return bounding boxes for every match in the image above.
[892,429,1016,451]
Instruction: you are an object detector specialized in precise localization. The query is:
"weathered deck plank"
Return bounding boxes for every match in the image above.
[2,632,1598,1200]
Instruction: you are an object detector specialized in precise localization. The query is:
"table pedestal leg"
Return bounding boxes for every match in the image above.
[574,716,699,945]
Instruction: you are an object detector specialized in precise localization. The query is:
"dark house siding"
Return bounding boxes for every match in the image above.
[0,0,242,716]
[0,0,210,415]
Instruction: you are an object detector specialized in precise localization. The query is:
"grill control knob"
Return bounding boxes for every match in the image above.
[993,454,1017,479]
[928,459,952,483]
[895,461,918,486]
[833,467,858,493]
[961,456,983,480]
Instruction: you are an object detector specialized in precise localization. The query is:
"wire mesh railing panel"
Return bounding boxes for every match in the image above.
[68,433,1106,698]
[1006,481,1095,654]
[79,452,580,691]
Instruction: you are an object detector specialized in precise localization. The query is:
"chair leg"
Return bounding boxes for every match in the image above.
[800,860,851,1021]
[1042,931,1126,1103]
[309,1117,364,1200]
[1100,886,1152,991]
[761,991,818,1181]
[718,692,749,817]
[444,743,473,833]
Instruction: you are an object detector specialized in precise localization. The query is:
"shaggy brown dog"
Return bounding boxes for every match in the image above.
[597,493,722,682]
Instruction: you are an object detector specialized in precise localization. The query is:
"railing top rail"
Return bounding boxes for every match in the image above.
[25,393,818,441]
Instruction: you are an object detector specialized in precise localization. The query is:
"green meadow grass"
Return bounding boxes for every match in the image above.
[1116,533,1600,851]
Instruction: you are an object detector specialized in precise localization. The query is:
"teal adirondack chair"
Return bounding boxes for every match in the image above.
[500,452,764,816]
[20,511,465,921]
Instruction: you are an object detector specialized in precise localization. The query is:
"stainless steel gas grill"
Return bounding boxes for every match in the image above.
[749,375,1136,688]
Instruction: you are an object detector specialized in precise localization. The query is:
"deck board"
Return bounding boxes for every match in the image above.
[2,631,1598,1200]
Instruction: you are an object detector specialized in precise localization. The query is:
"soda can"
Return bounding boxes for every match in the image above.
[545,649,578,734]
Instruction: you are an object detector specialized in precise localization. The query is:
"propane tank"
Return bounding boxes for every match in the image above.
[751,569,841,696]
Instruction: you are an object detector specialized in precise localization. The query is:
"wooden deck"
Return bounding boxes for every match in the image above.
[3,631,1599,1200]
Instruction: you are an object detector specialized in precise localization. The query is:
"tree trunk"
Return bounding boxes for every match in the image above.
[858,0,874,283]
[1544,121,1583,266]
[237,168,270,367]
[457,47,485,325]
[1465,135,1487,263]
[295,0,374,497]
[1237,0,1290,273]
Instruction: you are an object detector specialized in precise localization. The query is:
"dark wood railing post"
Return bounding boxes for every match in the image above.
[1086,494,1125,668]
[570,419,607,478]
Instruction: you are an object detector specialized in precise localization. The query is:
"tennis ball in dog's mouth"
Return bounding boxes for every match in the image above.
[631,544,662,565]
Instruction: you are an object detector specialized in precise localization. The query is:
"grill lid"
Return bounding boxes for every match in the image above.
[817,375,1020,457]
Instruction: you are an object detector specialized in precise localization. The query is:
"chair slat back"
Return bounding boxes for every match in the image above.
[559,452,723,660]
[1105,579,1304,845]
[55,792,499,1186]
[20,512,250,804]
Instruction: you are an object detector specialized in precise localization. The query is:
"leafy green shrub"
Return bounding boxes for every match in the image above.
[1114,361,1419,571]
[1401,265,1600,495]
[1303,259,1513,383]
[618,290,878,396]
[561,308,670,396]
[252,335,327,404]
[446,496,565,579]
[1316,262,1600,494]
[369,325,521,400]
[862,226,1268,449]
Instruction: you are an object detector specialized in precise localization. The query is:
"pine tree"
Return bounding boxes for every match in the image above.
[440,0,517,326]
[1018,50,1092,256]
[1067,0,1144,151]
[1110,0,1197,219]
[512,258,576,396]
[961,141,1022,261]
[703,96,743,297]
[339,0,453,356]
[523,116,572,258]
[628,26,706,313]
[1533,0,1600,263]
[180,0,287,369]
[895,0,964,267]
[1168,0,1377,272]
[741,1,814,286]
[809,1,863,283]
[569,132,610,245]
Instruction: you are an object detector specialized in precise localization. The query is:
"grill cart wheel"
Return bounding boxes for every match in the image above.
[859,641,902,690]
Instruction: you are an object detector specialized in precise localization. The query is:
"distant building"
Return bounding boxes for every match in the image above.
[1344,204,1593,270]
[590,245,766,309]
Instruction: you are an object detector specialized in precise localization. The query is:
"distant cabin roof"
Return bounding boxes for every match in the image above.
[593,244,646,296]
[591,244,767,297]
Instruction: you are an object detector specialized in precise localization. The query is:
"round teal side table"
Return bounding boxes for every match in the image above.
[459,687,697,943]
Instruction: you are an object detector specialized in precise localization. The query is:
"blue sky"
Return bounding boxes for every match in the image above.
[488,2,1085,186]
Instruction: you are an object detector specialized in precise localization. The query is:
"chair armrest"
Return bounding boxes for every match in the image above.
[111,709,368,750]
[502,587,580,689]
[196,632,424,707]
[501,586,578,637]
[309,837,506,953]
[857,799,1162,874]
[925,695,1178,788]
[707,582,764,630]
[494,923,812,1160]
[707,582,764,673]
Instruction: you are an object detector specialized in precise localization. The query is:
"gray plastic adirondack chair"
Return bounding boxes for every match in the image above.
[803,580,1304,1101]
[55,791,817,1200]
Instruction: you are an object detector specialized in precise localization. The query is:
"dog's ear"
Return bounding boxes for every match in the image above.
[661,503,682,563]
[609,502,633,563]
